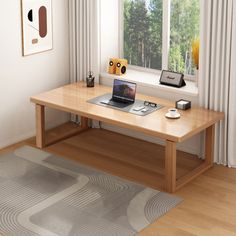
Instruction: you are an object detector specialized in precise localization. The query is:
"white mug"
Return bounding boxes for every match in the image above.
[168,108,178,117]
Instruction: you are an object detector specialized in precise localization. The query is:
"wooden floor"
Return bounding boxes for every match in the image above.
[1,127,236,236]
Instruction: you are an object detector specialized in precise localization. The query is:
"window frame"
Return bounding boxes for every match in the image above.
[119,0,197,81]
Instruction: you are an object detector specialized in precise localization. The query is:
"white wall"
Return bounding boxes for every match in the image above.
[0,1,70,148]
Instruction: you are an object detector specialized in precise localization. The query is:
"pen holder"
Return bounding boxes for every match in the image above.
[86,71,95,87]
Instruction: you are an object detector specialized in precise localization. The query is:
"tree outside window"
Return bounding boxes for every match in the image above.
[123,0,200,76]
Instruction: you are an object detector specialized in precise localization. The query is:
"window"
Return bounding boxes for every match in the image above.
[123,0,200,76]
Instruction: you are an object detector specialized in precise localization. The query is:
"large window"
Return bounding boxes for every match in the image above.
[123,0,200,76]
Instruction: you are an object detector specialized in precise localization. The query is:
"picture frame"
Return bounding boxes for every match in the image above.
[21,0,53,56]
[160,70,186,88]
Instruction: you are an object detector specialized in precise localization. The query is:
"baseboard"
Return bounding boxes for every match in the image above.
[0,131,35,149]
[0,115,70,150]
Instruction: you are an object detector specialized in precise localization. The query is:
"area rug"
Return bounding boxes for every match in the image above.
[0,146,182,236]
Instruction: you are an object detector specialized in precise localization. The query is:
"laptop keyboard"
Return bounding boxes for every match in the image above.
[100,99,131,108]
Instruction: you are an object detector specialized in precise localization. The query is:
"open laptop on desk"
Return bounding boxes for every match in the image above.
[100,79,137,108]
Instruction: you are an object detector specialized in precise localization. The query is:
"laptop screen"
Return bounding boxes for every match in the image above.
[112,79,137,102]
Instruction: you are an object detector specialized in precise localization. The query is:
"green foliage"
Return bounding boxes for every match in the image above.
[124,0,162,69]
[169,44,185,72]
[124,0,200,75]
[149,0,163,69]
[124,0,151,67]
[169,0,200,74]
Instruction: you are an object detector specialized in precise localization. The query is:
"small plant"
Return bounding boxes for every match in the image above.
[192,38,200,70]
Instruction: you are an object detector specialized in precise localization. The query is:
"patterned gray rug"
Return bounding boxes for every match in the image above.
[0,146,182,236]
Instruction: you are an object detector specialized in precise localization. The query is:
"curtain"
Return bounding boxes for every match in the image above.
[69,0,100,84]
[69,0,100,124]
[199,0,236,166]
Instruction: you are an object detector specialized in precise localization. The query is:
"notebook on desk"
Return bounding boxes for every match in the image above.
[100,79,137,108]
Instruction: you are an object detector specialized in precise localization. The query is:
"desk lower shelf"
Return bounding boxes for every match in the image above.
[41,122,205,192]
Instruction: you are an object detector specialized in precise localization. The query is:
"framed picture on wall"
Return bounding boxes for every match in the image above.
[21,0,53,56]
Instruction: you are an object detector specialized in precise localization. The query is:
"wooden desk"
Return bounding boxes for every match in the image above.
[30,82,224,193]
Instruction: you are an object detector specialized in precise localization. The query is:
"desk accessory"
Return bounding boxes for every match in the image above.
[160,70,186,88]
[133,100,159,113]
[141,107,149,113]
[88,94,163,116]
[176,99,191,110]
[108,58,128,75]
[86,71,95,87]
[165,108,180,119]
[133,105,145,111]
[116,59,128,75]
[108,58,118,74]
[144,101,158,108]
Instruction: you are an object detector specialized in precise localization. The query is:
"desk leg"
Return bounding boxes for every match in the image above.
[205,124,215,166]
[175,124,216,192]
[165,140,177,193]
[36,104,45,148]
[81,116,89,129]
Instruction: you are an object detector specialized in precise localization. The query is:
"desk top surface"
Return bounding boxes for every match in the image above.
[31,82,224,142]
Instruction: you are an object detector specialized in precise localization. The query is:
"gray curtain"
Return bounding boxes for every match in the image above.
[199,0,236,166]
[69,0,100,84]
[69,0,100,124]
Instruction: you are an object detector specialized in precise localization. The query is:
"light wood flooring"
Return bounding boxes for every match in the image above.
[1,126,236,236]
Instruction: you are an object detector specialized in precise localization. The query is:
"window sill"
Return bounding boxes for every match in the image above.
[100,69,199,97]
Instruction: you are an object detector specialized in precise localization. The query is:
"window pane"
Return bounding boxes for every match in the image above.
[124,0,163,70]
[169,0,200,75]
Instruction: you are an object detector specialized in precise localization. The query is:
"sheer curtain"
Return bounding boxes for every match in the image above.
[199,0,236,166]
[69,0,100,123]
[69,0,100,84]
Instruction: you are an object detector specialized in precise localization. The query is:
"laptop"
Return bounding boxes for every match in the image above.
[100,79,137,108]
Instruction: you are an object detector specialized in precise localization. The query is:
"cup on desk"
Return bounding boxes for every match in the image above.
[168,108,179,117]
